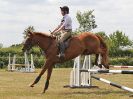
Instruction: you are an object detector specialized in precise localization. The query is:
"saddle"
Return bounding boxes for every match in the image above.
[56,35,72,51]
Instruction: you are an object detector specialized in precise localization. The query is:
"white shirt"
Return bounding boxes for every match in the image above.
[61,14,72,30]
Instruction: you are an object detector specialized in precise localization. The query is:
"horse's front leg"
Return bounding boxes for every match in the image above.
[42,65,54,93]
[29,59,53,87]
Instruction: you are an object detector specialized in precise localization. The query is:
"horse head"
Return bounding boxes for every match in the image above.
[22,31,35,53]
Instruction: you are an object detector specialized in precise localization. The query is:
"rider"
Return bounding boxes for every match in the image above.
[51,6,72,59]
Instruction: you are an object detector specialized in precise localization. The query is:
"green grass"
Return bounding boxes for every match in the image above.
[0,68,133,99]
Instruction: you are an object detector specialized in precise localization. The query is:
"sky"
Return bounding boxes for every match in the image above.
[0,0,133,47]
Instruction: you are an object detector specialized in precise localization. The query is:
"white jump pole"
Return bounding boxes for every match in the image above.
[92,75,133,93]
[77,56,80,86]
[73,58,75,85]
[70,56,79,87]
[80,69,133,74]
[82,56,87,85]
[82,55,90,86]
[12,55,16,71]
[66,55,99,88]
[8,53,11,71]
[73,58,76,86]
[24,52,30,72]
[110,65,133,68]
[88,55,92,86]
[98,54,101,65]
[30,54,35,72]
[7,53,35,73]
[24,52,26,71]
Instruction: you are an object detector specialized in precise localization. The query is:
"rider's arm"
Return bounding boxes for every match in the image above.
[54,24,65,33]
[51,24,62,34]
[53,18,68,34]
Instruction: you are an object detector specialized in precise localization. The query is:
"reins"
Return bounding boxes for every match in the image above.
[36,37,53,54]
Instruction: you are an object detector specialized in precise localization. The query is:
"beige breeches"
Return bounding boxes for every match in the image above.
[55,31,71,43]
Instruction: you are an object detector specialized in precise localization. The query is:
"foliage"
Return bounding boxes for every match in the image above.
[76,10,97,33]
[108,31,132,56]
[0,43,3,48]
[0,44,75,68]
[110,57,133,66]
[10,44,23,47]
[109,30,132,48]
[95,31,133,57]
[0,43,133,68]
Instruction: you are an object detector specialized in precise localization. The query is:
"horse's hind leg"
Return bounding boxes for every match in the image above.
[94,54,99,66]
[97,54,103,68]
[101,51,109,69]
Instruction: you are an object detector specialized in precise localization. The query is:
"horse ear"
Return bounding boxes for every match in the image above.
[27,31,33,37]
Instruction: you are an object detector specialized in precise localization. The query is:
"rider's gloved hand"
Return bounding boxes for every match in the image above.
[50,31,53,36]
[50,32,55,37]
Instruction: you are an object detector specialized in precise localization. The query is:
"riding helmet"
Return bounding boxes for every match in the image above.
[60,6,69,14]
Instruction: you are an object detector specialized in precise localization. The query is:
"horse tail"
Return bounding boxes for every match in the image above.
[96,34,107,50]
[96,34,109,69]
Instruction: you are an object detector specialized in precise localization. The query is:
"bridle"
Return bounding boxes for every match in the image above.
[36,37,53,54]
[24,35,53,55]
[24,41,33,52]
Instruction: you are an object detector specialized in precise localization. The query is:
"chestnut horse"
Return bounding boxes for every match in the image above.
[22,31,109,93]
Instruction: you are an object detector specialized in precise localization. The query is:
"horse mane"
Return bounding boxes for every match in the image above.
[33,32,52,38]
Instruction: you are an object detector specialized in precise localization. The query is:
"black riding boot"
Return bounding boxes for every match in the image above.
[57,42,65,59]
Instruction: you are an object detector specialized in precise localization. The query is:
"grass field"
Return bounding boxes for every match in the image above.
[0,68,133,99]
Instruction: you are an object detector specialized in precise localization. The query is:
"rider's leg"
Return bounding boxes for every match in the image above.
[57,31,71,58]
[57,42,65,58]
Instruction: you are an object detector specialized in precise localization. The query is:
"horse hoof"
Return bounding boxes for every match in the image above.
[29,84,34,87]
[41,91,45,94]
